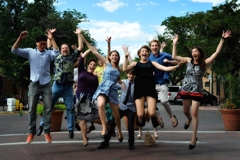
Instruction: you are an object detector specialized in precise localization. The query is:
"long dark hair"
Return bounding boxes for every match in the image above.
[191,46,206,70]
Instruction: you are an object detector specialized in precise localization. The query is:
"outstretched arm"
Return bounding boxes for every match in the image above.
[12,31,28,49]
[152,60,186,72]
[81,49,91,59]
[205,30,232,68]
[172,35,191,62]
[81,34,107,64]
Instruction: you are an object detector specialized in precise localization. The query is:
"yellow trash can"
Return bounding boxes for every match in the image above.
[15,100,20,110]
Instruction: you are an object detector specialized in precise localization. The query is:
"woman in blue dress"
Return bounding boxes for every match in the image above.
[81,34,123,141]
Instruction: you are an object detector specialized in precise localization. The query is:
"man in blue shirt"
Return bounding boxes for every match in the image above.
[11,30,59,144]
[98,69,136,150]
[148,40,179,129]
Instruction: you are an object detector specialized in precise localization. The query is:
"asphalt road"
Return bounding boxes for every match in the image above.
[0,104,240,160]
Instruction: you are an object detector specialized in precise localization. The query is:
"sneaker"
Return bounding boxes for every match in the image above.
[44,134,52,143]
[26,134,35,144]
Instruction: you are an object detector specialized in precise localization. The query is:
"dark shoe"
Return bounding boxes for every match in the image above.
[75,123,81,131]
[112,131,116,137]
[101,134,106,138]
[83,142,88,147]
[97,141,109,149]
[87,125,96,134]
[189,137,198,150]
[69,130,74,139]
[37,126,43,136]
[119,137,123,142]
[128,145,135,150]
[172,115,178,128]
[184,117,192,130]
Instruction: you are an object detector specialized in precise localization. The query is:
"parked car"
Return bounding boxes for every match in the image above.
[175,89,218,106]
[157,85,181,104]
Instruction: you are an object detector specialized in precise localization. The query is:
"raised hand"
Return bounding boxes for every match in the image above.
[173,35,179,44]
[222,30,232,39]
[74,28,82,35]
[19,31,28,39]
[50,28,56,33]
[46,29,53,40]
[161,42,167,48]
[105,36,111,43]
[122,44,130,57]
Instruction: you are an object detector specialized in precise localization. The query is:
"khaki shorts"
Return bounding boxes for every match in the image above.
[155,84,169,103]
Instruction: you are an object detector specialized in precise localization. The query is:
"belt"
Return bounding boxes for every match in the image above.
[30,80,39,84]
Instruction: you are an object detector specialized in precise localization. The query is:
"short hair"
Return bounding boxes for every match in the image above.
[126,69,134,75]
[137,45,151,57]
[149,39,160,47]
[35,35,47,42]
[87,59,97,66]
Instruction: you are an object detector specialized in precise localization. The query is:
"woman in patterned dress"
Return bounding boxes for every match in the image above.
[172,30,231,150]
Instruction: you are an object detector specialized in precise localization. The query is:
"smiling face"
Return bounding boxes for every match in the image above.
[60,44,70,57]
[138,45,151,61]
[150,40,160,55]
[108,50,120,65]
[87,60,97,73]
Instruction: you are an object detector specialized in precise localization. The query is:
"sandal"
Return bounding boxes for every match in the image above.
[172,115,178,128]
[157,116,164,128]
[154,131,158,139]
[137,131,142,139]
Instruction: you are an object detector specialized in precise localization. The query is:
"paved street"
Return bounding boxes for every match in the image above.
[0,104,240,160]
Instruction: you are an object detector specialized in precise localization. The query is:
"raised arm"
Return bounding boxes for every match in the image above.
[81,34,107,64]
[74,28,83,51]
[122,44,137,71]
[46,29,58,50]
[205,30,232,68]
[172,35,190,62]
[47,28,56,49]
[12,31,28,49]
[106,36,111,54]
[160,41,167,53]
[81,49,91,59]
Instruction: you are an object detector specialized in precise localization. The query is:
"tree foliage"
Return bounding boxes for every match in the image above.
[0,0,98,97]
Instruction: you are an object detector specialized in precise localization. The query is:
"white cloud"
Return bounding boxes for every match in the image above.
[95,0,128,12]
[81,20,146,42]
[191,0,225,6]
[80,20,162,63]
[149,1,159,6]
[168,0,179,2]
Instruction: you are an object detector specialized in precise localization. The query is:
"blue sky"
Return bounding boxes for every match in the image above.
[32,0,231,62]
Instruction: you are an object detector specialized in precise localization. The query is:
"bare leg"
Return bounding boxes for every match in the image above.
[183,99,192,129]
[79,120,88,146]
[97,95,107,136]
[109,102,122,139]
[190,100,200,145]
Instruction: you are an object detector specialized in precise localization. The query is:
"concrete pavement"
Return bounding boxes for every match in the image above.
[0,104,240,160]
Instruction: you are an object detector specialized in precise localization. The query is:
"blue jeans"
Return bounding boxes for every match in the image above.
[29,82,52,134]
[40,81,74,130]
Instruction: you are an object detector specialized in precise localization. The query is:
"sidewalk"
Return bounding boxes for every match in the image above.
[0,104,240,160]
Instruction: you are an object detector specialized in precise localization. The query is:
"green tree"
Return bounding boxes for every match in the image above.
[0,0,99,101]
